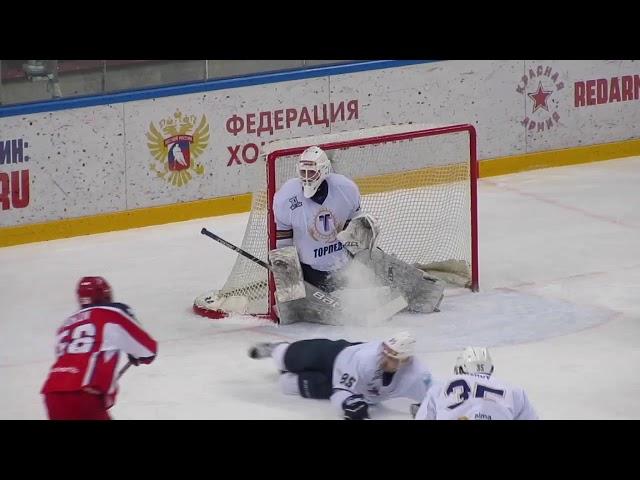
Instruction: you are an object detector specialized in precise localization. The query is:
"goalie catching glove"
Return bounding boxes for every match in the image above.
[337,213,381,256]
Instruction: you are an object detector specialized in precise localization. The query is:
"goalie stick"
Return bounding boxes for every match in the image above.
[201,228,271,270]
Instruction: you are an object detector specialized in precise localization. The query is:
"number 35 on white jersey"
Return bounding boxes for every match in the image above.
[414,373,539,420]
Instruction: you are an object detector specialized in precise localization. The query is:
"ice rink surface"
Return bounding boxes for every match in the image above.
[2,157,639,419]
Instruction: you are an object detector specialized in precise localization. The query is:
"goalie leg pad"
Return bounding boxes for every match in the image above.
[352,248,445,314]
[277,277,410,325]
[269,246,306,303]
[277,282,345,325]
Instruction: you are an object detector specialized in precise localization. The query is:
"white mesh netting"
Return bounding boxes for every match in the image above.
[194,124,476,319]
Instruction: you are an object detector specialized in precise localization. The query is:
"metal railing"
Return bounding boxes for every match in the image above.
[0,60,355,106]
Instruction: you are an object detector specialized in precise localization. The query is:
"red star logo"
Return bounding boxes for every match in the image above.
[528,81,553,113]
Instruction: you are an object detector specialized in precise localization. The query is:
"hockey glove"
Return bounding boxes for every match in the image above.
[128,354,155,366]
[342,394,369,420]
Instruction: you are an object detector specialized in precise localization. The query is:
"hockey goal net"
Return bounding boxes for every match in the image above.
[194,123,478,321]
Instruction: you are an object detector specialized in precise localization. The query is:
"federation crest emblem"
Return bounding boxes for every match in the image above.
[146,109,209,186]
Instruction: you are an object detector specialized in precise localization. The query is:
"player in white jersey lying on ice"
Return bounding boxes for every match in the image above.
[248,331,433,420]
[270,146,445,324]
[413,347,538,420]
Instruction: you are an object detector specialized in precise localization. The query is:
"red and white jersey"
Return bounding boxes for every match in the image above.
[274,173,361,272]
[41,302,157,405]
[414,373,538,420]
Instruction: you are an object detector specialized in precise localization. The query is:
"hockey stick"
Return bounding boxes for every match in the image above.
[201,228,271,271]
[117,361,132,380]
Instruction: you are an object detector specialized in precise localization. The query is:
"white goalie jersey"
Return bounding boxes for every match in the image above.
[330,341,432,411]
[273,173,361,272]
[414,373,539,420]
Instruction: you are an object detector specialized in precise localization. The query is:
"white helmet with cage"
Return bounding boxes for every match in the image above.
[298,146,331,198]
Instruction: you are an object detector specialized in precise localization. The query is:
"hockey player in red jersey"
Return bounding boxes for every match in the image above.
[41,276,158,420]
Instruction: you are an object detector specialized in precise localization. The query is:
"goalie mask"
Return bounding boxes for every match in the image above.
[454,346,494,375]
[298,146,331,198]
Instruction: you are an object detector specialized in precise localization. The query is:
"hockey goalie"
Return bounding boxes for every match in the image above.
[269,146,445,325]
